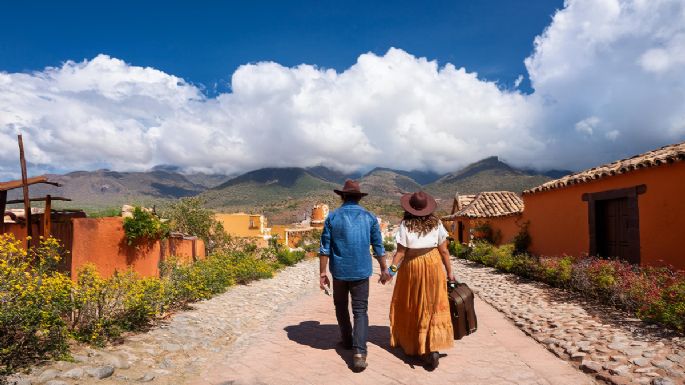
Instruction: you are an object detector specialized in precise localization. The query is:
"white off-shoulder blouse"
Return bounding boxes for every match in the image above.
[394,221,449,249]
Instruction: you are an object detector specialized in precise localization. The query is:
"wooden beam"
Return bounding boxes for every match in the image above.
[0,175,60,192]
[5,197,71,204]
[18,135,32,247]
[0,190,6,234]
[42,195,52,238]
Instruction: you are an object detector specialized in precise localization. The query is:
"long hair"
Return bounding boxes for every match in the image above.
[403,211,440,236]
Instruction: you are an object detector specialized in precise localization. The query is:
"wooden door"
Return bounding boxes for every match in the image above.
[595,197,639,264]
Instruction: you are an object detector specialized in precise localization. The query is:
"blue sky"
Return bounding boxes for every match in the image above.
[1,0,562,94]
[1,0,684,176]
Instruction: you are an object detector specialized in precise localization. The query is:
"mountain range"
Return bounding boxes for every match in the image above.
[11,157,571,223]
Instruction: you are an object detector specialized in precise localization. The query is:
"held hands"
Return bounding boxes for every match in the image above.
[379,270,393,285]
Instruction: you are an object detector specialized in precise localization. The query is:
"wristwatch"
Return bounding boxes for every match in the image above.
[388,264,398,276]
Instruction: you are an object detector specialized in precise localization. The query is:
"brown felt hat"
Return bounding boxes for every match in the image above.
[334,179,368,197]
[400,191,437,216]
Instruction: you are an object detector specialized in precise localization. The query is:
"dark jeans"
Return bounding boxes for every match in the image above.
[333,278,369,355]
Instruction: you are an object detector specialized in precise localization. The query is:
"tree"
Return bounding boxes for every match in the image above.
[162,197,220,245]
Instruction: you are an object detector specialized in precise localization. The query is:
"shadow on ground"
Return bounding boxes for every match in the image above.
[283,321,429,371]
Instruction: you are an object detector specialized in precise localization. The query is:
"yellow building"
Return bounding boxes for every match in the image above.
[215,213,271,246]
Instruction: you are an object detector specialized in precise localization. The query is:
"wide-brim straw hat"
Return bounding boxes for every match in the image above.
[400,191,437,216]
[334,179,368,197]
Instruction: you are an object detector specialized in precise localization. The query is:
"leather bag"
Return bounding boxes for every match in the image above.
[447,280,478,340]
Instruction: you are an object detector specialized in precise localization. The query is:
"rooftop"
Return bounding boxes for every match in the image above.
[443,191,523,220]
[524,140,685,195]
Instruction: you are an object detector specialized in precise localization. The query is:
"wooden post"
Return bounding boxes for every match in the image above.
[0,190,6,234]
[43,194,52,238]
[18,135,32,247]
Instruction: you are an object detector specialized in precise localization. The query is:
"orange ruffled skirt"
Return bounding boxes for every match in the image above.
[389,248,454,356]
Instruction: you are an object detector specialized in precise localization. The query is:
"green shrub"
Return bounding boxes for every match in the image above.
[468,241,495,265]
[123,207,169,246]
[303,242,319,253]
[539,256,573,287]
[513,221,531,254]
[494,247,517,272]
[649,280,685,332]
[276,249,305,266]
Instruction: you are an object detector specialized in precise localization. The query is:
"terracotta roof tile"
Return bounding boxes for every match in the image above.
[443,191,523,220]
[524,141,685,195]
[458,194,476,210]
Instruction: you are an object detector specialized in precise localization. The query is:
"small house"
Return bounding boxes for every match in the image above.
[215,213,272,247]
[521,141,685,269]
[442,191,524,245]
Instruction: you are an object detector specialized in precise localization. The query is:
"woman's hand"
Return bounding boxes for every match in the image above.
[447,272,457,283]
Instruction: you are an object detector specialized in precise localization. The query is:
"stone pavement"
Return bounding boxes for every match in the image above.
[454,259,685,385]
[194,263,596,385]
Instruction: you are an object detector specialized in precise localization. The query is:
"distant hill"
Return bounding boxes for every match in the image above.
[8,169,211,210]
[521,167,573,179]
[201,168,341,224]
[360,169,422,197]
[10,160,565,221]
[363,167,443,185]
[306,166,362,184]
[425,156,552,212]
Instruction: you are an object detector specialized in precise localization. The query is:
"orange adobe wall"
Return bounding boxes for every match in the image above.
[71,217,161,279]
[522,161,685,269]
[445,215,522,246]
[4,222,40,249]
[460,216,521,245]
[70,217,206,279]
[483,215,523,245]
[168,237,205,265]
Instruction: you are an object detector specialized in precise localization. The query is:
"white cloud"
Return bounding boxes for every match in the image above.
[1,0,685,177]
[575,116,600,135]
[525,0,685,166]
[514,75,524,88]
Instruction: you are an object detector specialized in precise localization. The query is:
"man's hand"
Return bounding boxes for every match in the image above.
[320,273,331,290]
[379,270,393,285]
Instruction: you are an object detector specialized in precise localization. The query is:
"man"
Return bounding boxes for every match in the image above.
[319,179,390,372]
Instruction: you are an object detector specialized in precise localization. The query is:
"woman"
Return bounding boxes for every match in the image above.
[383,191,456,370]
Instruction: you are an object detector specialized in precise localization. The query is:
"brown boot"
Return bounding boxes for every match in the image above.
[352,353,367,372]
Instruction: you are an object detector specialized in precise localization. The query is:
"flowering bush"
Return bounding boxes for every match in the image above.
[1,230,300,373]
[0,235,72,373]
[458,242,685,332]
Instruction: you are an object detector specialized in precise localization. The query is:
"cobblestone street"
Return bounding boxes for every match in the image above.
[9,256,685,385]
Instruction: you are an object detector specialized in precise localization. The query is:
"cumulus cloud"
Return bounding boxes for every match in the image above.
[525,0,685,166]
[1,0,685,177]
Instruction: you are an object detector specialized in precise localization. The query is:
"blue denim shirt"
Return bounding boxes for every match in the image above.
[319,201,385,281]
